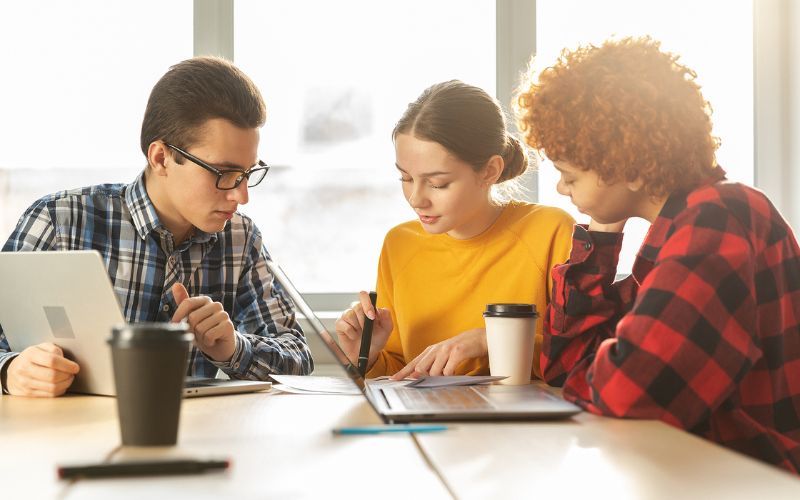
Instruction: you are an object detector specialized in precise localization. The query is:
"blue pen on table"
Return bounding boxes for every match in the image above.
[333,424,448,435]
[357,291,378,377]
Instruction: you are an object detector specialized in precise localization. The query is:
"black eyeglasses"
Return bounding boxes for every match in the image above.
[164,142,269,190]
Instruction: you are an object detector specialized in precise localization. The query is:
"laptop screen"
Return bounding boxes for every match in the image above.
[264,259,367,392]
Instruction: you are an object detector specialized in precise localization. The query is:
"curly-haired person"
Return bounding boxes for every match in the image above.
[517,36,800,473]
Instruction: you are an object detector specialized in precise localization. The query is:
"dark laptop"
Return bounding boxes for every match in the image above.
[266,260,581,422]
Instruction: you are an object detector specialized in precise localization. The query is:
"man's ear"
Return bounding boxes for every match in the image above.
[626,176,645,192]
[147,141,170,177]
[481,155,504,186]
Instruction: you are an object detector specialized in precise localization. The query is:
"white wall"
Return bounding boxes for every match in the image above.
[755,0,800,231]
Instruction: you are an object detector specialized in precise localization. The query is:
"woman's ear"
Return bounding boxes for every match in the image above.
[481,155,504,186]
[147,141,170,177]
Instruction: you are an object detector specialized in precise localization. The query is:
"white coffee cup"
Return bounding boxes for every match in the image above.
[483,303,539,385]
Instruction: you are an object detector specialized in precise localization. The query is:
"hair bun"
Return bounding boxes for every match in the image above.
[498,135,529,182]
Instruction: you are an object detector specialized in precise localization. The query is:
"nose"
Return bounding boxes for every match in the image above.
[227,181,249,205]
[556,178,569,197]
[406,183,429,209]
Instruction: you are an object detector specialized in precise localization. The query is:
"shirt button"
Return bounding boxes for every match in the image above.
[584,242,592,250]
[162,304,170,312]
[234,363,240,369]
[169,256,176,265]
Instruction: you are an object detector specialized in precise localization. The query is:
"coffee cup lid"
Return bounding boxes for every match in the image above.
[108,322,193,348]
[482,303,538,318]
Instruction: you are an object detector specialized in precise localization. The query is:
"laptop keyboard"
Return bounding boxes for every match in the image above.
[394,386,493,410]
[184,378,216,388]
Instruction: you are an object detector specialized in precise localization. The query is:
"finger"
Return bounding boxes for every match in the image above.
[411,348,437,378]
[24,363,75,385]
[392,351,425,380]
[12,365,74,396]
[26,382,72,397]
[31,346,80,374]
[188,302,222,330]
[172,282,190,305]
[428,350,451,377]
[391,362,415,381]
[351,304,366,330]
[202,321,231,347]
[195,311,230,345]
[25,374,75,396]
[442,355,462,376]
[358,291,376,320]
[343,308,365,333]
[172,296,212,322]
[334,316,361,343]
[36,342,63,356]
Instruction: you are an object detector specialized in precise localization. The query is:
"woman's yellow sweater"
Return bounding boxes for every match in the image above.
[367,201,575,379]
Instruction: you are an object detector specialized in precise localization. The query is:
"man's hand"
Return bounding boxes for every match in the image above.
[171,283,236,362]
[391,328,488,380]
[6,343,80,397]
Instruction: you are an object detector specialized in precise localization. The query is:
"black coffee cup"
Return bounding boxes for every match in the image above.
[108,323,193,446]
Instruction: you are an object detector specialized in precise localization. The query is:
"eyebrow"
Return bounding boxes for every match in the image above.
[208,159,259,172]
[395,164,451,178]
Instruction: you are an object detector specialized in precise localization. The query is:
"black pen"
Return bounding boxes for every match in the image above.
[357,291,378,377]
[57,459,230,480]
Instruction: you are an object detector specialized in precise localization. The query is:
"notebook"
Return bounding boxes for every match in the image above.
[0,251,271,397]
[266,260,581,423]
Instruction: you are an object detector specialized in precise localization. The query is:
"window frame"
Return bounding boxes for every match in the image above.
[194,0,781,300]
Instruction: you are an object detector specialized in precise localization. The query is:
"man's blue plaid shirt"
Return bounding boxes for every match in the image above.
[0,172,313,388]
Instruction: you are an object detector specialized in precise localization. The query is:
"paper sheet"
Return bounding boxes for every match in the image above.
[269,375,361,395]
[404,375,507,388]
[270,374,507,395]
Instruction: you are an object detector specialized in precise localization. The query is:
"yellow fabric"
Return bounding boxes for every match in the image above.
[367,201,575,379]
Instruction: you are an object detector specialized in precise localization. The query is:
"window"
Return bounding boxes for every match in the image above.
[234,0,496,292]
[0,1,192,170]
[0,1,192,239]
[535,0,754,273]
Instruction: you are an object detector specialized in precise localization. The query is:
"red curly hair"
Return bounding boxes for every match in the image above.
[516,36,719,198]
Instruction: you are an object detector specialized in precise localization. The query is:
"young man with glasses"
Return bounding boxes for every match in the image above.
[0,57,313,397]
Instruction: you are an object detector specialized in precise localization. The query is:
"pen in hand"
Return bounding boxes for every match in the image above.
[357,291,378,377]
[57,459,230,480]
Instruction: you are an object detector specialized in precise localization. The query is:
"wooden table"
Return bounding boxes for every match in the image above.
[0,391,451,499]
[3,382,799,499]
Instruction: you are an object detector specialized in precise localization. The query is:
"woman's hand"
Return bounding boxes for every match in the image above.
[334,291,393,370]
[391,328,487,380]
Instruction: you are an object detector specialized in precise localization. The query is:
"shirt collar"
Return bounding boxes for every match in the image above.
[123,170,218,245]
[638,166,728,262]
[124,171,162,240]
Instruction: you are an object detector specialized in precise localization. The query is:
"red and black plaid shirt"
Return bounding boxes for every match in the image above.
[542,167,800,473]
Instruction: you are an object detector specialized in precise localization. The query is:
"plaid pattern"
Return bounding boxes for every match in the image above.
[0,172,313,387]
[542,167,800,473]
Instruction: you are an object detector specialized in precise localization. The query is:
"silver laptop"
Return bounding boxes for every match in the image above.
[0,251,271,397]
[266,261,581,422]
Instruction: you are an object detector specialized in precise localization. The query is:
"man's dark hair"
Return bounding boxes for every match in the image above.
[140,56,266,157]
